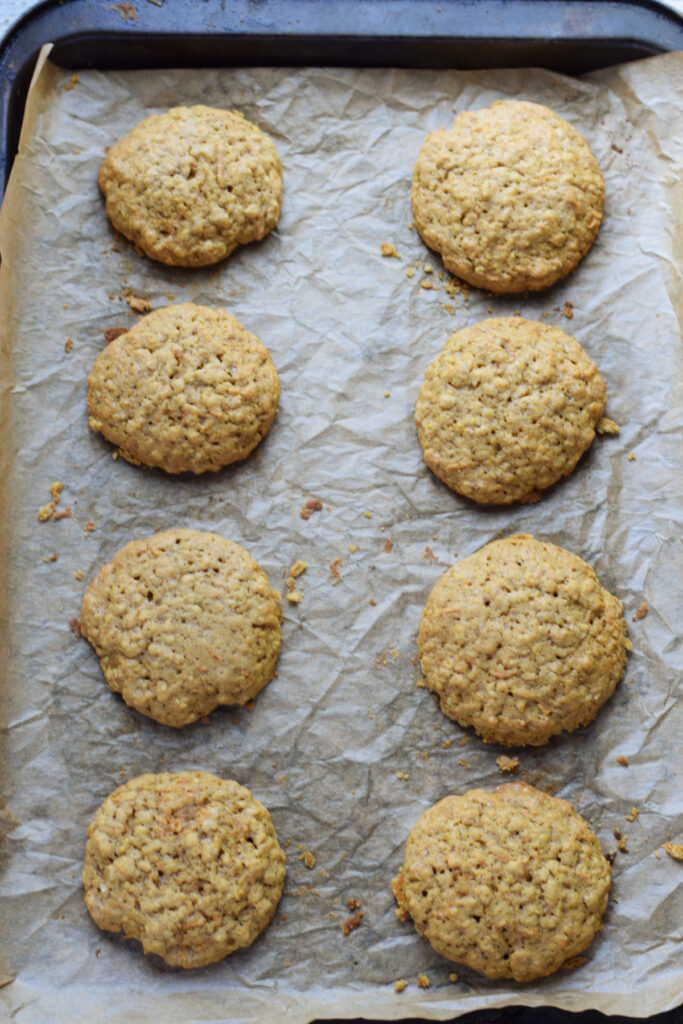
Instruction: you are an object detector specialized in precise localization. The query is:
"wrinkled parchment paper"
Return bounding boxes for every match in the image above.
[1,47,681,1024]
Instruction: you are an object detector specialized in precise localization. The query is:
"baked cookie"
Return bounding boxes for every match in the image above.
[80,529,282,727]
[392,782,611,981]
[418,534,629,746]
[415,317,608,504]
[83,771,286,968]
[98,105,282,266]
[88,304,280,474]
[412,100,604,293]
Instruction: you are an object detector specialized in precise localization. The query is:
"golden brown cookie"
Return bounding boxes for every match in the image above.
[412,100,604,293]
[98,105,282,266]
[418,535,629,746]
[415,317,607,504]
[83,771,286,968]
[80,529,282,727]
[87,304,280,474]
[393,782,611,981]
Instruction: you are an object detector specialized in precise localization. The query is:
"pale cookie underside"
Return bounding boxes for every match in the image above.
[80,529,282,727]
[412,100,604,293]
[393,783,611,981]
[415,317,607,505]
[98,105,282,266]
[83,772,286,968]
[87,303,280,474]
[418,535,629,746]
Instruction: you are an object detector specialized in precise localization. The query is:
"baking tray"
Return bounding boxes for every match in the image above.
[0,2,682,1023]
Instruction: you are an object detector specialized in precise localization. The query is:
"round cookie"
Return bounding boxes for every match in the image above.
[415,317,608,505]
[98,105,282,266]
[418,534,629,747]
[87,304,280,475]
[392,782,611,981]
[80,529,282,727]
[412,99,604,293]
[83,771,286,968]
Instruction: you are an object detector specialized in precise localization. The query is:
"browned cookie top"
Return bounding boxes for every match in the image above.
[412,100,604,293]
[83,772,286,968]
[98,105,282,266]
[393,782,611,981]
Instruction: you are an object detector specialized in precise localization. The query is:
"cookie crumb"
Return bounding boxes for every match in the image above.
[42,554,58,563]
[369,598,376,606]
[617,755,629,766]
[633,602,648,621]
[65,338,74,353]
[38,502,56,522]
[124,289,151,313]
[52,507,73,521]
[597,416,620,435]
[64,73,80,91]
[417,973,430,989]
[614,829,628,853]
[69,617,82,637]
[394,979,408,993]
[364,511,373,519]
[625,807,640,822]
[300,498,323,520]
[563,300,574,319]
[664,842,683,860]
[290,560,307,579]
[420,280,434,290]
[496,755,519,774]
[341,910,363,935]
[422,545,438,562]
[628,452,636,461]
[347,897,362,910]
[104,326,128,344]
[406,267,415,278]
[74,570,84,580]
[383,538,393,553]
[298,850,316,869]
[449,972,458,983]
[396,772,410,780]
[110,3,138,22]
[381,242,400,258]
[50,481,63,503]
[329,558,342,581]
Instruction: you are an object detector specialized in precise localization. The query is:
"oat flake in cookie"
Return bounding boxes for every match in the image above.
[412,100,604,293]
[87,304,280,474]
[83,772,286,968]
[415,317,608,505]
[80,529,282,727]
[98,105,282,266]
[393,783,611,981]
[418,535,629,747]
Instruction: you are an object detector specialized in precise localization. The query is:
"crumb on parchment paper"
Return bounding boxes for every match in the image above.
[394,979,408,993]
[64,338,74,353]
[341,910,363,935]
[329,558,342,582]
[298,850,315,869]
[563,300,574,319]
[496,754,519,773]
[381,242,400,258]
[617,755,629,766]
[124,289,151,313]
[300,498,323,520]
[64,74,80,91]
[633,602,648,621]
[417,973,430,988]
[664,842,683,860]
[286,560,307,604]
[597,416,620,435]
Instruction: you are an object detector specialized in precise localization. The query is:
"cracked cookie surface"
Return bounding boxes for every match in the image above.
[393,782,611,981]
[88,303,280,474]
[418,534,629,746]
[412,100,604,293]
[98,105,282,266]
[80,529,282,727]
[415,317,607,505]
[83,771,286,968]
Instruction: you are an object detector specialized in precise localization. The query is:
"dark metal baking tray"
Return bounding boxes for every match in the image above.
[1,2,682,1023]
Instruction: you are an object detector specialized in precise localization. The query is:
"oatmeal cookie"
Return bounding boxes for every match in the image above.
[98,105,282,266]
[83,771,286,967]
[80,529,282,727]
[412,100,604,293]
[87,304,280,474]
[393,782,611,981]
[415,317,607,504]
[418,535,629,746]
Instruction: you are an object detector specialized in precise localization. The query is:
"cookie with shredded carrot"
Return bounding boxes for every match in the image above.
[99,105,282,266]
[393,782,611,981]
[80,529,281,727]
[418,534,629,746]
[412,100,604,293]
[83,771,286,967]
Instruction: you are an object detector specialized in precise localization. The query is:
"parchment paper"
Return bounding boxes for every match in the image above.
[0,47,681,1024]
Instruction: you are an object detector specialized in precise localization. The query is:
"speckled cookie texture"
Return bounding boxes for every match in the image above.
[83,771,286,968]
[98,105,282,266]
[80,529,282,727]
[392,782,611,981]
[418,535,629,747]
[412,100,604,293]
[87,304,280,474]
[415,317,607,505]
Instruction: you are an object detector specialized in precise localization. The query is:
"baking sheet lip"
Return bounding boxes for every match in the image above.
[2,0,683,198]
